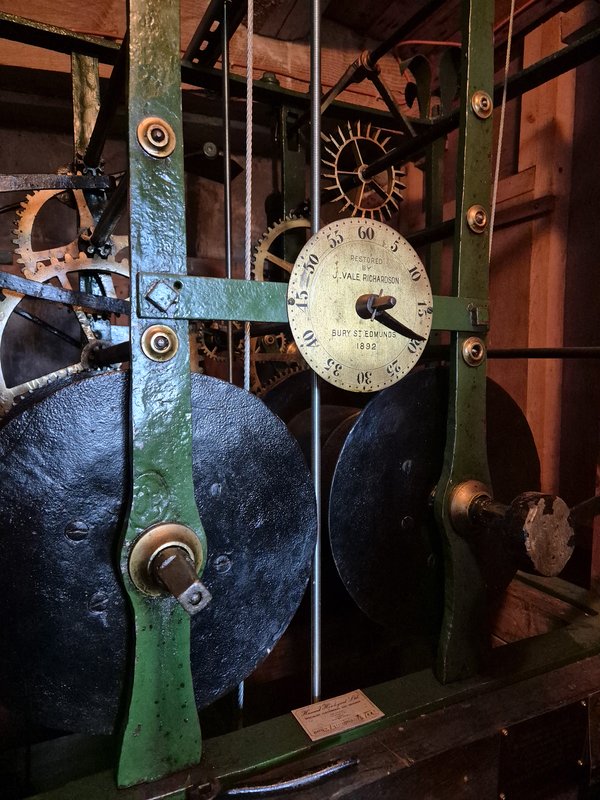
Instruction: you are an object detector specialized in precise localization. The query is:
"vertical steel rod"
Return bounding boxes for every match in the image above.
[222,0,235,383]
[310,0,322,705]
[88,172,128,250]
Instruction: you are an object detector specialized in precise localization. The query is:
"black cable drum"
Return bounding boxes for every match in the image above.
[328,367,540,633]
[0,371,317,734]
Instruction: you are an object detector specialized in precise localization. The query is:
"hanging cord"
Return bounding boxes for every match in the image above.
[489,0,516,257]
[243,0,254,393]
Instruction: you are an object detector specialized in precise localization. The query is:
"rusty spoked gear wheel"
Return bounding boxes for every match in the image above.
[0,186,130,416]
[0,254,130,416]
[252,213,311,282]
[13,188,128,275]
[322,121,406,221]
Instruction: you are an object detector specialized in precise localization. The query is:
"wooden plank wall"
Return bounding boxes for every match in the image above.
[488,14,577,494]
[487,6,599,587]
[0,0,409,111]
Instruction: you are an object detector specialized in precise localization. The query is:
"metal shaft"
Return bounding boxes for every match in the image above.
[222,0,234,383]
[0,174,113,191]
[360,24,600,181]
[422,345,600,362]
[307,0,445,126]
[310,0,322,706]
[152,546,211,616]
[488,347,600,359]
[88,173,128,250]
[88,340,130,367]
[469,497,509,528]
[407,219,455,249]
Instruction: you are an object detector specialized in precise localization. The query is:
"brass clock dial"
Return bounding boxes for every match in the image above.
[287,218,433,392]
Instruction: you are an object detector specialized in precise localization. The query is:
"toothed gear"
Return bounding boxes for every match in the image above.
[0,254,129,417]
[195,321,243,363]
[252,213,311,283]
[248,332,303,395]
[1,182,131,416]
[193,215,309,385]
[322,120,406,221]
[246,215,311,393]
[13,188,127,276]
[256,364,306,398]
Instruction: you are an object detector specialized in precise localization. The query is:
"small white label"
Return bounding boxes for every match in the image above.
[291,689,384,742]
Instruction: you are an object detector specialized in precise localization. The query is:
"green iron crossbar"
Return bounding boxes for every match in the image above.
[137,273,488,333]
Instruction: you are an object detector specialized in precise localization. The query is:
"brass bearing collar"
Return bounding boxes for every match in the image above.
[141,324,179,362]
[129,522,203,597]
[136,116,176,158]
[449,480,492,534]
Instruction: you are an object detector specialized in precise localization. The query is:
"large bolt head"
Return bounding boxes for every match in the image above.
[137,116,176,158]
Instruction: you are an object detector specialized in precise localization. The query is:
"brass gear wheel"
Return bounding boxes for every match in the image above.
[322,121,406,221]
[195,320,243,364]
[248,332,305,395]
[193,211,309,371]
[13,188,128,276]
[1,187,129,416]
[247,214,311,393]
[0,254,129,416]
[252,213,311,282]
[256,364,305,399]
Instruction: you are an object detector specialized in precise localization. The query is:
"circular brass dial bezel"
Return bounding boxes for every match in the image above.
[287,219,433,393]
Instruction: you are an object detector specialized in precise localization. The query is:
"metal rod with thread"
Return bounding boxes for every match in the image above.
[310,0,322,706]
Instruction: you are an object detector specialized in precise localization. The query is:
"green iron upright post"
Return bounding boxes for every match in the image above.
[117,0,207,787]
[434,0,494,683]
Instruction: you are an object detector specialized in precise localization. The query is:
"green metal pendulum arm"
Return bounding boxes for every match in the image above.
[117,0,207,787]
[434,0,494,683]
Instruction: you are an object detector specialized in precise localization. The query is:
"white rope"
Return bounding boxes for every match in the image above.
[243,0,254,392]
[489,0,516,258]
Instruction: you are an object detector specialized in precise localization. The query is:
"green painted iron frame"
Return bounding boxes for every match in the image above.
[116,0,206,787]
[3,0,600,797]
[122,0,494,782]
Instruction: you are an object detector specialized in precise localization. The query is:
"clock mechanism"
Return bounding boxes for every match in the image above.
[0,0,598,797]
[287,218,433,392]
